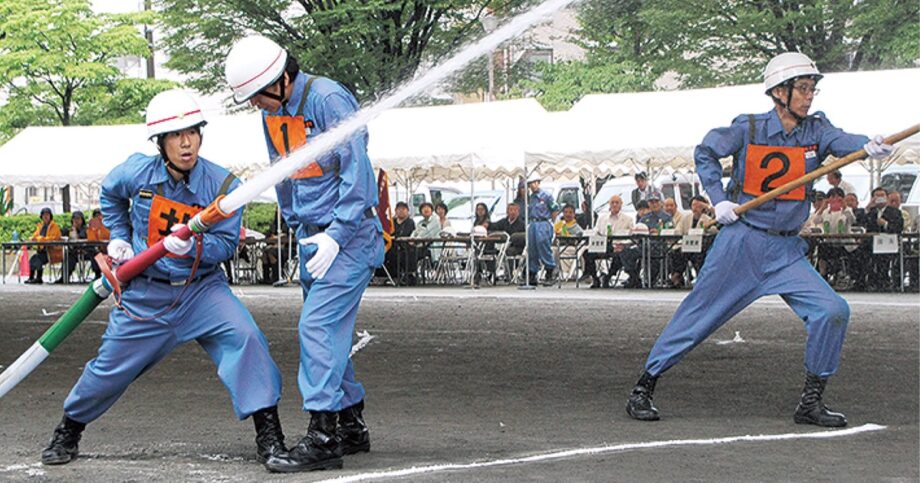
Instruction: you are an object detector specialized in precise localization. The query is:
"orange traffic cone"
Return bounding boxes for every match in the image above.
[19,246,29,278]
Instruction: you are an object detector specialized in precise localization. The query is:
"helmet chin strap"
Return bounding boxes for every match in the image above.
[770,84,805,124]
[259,74,287,107]
[164,157,192,183]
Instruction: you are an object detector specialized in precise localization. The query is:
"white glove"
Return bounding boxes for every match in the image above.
[299,232,339,280]
[864,135,893,160]
[107,239,134,264]
[714,200,740,225]
[163,224,194,256]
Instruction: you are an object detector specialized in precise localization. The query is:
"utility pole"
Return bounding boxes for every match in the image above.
[144,0,155,79]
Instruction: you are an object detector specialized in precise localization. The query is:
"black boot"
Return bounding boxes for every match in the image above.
[520,272,538,287]
[336,400,370,455]
[626,371,660,421]
[793,373,847,427]
[252,406,287,464]
[265,411,343,473]
[41,416,85,465]
[542,268,556,286]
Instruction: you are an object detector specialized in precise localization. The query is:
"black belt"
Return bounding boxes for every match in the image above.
[308,207,376,232]
[145,271,214,286]
[739,219,798,237]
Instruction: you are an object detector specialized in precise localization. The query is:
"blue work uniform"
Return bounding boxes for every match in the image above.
[64,153,282,423]
[261,72,383,412]
[643,110,868,379]
[527,189,557,273]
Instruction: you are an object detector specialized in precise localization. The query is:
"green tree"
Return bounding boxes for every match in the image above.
[0,0,174,142]
[157,0,525,102]
[577,0,920,88]
[520,59,651,111]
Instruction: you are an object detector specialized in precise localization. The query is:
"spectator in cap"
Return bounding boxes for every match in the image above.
[631,172,663,209]
[25,208,63,284]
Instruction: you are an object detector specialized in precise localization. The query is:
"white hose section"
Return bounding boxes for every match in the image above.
[0,342,50,399]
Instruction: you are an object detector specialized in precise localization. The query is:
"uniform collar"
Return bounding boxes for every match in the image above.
[766,109,786,138]
[155,155,203,194]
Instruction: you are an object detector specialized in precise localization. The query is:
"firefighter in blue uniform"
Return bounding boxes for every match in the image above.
[225,35,383,473]
[40,89,286,466]
[524,173,558,286]
[624,53,893,426]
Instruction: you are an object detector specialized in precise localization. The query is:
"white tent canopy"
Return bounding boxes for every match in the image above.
[525,68,920,180]
[367,97,546,185]
[0,113,270,187]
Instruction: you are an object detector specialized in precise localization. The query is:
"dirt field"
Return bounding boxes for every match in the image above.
[0,284,917,482]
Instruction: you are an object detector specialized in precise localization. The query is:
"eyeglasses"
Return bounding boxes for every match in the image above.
[793,84,820,96]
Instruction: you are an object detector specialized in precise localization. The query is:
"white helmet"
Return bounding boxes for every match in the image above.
[763,52,822,93]
[225,35,288,104]
[527,172,542,184]
[145,89,206,140]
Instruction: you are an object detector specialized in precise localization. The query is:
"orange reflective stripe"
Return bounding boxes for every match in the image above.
[147,195,202,253]
[743,144,807,201]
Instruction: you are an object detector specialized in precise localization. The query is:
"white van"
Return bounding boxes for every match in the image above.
[405,185,462,216]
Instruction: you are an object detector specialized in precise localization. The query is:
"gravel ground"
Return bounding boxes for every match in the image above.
[0,284,917,482]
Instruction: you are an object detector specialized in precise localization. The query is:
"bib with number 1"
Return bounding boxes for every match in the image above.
[742,144,807,201]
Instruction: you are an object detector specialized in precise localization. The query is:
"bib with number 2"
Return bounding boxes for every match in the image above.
[742,144,807,201]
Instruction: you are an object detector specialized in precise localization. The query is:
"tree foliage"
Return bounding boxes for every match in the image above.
[577,0,920,88]
[157,0,526,103]
[0,0,175,143]
[520,59,651,111]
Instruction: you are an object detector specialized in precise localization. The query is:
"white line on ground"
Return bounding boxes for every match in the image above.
[315,424,886,483]
[361,291,920,308]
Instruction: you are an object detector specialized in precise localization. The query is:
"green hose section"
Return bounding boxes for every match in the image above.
[37,283,107,353]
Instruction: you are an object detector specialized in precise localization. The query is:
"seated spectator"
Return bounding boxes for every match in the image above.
[473,202,490,230]
[489,202,525,255]
[663,197,684,227]
[435,202,451,232]
[863,187,904,290]
[384,201,416,284]
[85,208,109,280]
[800,191,828,235]
[635,200,650,222]
[669,196,717,287]
[554,204,584,237]
[888,191,911,229]
[588,195,634,288]
[639,194,672,233]
[25,207,63,284]
[553,204,584,279]
[87,208,110,241]
[845,193,867,226]
[409,202,441,280]
[57,211,90,283]
[810,188,856,283]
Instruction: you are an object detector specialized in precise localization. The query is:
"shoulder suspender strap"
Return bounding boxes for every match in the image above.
[218,173,238,196]
[156,183,164,197]
[295,76,316,117]
[748,114,756,143]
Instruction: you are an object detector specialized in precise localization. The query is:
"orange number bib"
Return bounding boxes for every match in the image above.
[743,144,807,201]
[147,195,201,256]
[265,115,325,179]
